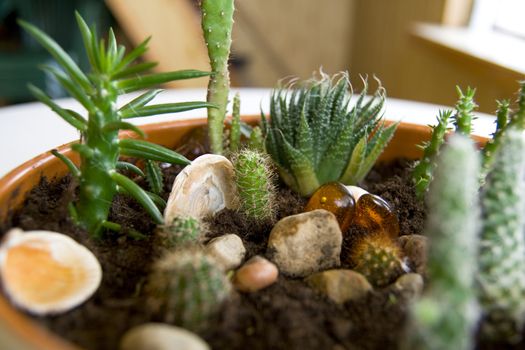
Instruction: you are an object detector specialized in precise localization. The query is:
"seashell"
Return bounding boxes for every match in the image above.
[0,228,102,315]
[164,154,239,223]
[345,185,369,201]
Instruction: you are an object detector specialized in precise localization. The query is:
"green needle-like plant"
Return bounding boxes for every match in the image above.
[201,0,235,154]
[412,110,452,199]
[19,13,214,237]
[478,129,525,343]
[262,72,398,196]
[405,134,480,350]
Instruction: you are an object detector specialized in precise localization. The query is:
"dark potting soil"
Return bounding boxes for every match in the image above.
[3,157,507,350]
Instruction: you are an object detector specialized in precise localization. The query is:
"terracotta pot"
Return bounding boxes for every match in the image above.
[0,117,444,349]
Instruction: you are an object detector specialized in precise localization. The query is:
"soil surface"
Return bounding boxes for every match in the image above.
[0,152,519,349]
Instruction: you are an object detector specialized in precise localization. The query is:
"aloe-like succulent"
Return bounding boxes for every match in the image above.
[19,14,213,237]
[262,72,398,196]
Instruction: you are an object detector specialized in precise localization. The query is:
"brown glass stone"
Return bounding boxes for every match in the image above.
[353,194,400,238]
[304,182,356,232]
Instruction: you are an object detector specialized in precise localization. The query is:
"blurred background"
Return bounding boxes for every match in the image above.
[0,0,523,113]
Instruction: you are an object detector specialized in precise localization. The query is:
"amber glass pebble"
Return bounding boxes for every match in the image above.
[353,194,399,238]
[305,182,356,232]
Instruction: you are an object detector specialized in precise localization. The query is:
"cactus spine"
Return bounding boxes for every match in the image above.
[158,216,202,247]
[478,129,525,342]
[201,0,235,154]
[406,134,480,350]
[350,232,406,287]
[146,249,231,331]
[232,149,276,221]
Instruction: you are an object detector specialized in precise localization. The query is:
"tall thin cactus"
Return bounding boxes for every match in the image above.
[406,134,480,350]
[201,0,235,154]
[478,129,525,343]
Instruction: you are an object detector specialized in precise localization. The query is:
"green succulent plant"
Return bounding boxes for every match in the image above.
[406,134,480,350]
[158,216,202,248]
[19,13,214,237]
[262,72,398,196]
[146,248,231,331]
[201,0,235,155]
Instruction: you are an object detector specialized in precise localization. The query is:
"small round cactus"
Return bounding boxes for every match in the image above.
[232,149,276,222]
[146,248,231,331]
[157,216,202,248]
[350,232,406,287]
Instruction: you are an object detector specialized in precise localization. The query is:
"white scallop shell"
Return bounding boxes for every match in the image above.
[0,228,102,315]
[164,154,239,224]
[345,185,370,201]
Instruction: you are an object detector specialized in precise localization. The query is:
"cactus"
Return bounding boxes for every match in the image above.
[478,129,525,342]
[453,86,477,136]
[412,110,452,199]
[350,232,406,287]
[232,149,276,221]
[201,0,235,154]
[158,216,202,248]
[19,14,213,237]
[145,160,164,195]
[262,72,397,196]
[146,248,231,331]
[229,92,241,152]
[406,134,480,350]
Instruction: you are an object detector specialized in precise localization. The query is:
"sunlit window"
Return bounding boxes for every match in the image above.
[471,0,525,39]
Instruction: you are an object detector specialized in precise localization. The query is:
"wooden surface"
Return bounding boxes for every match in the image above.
[105,0,209,88]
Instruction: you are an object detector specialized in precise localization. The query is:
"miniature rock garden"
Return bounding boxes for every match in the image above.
[1,1,525,350]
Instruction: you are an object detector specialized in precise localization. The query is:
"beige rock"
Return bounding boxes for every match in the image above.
[164,154,239,223]
[205,234,246,270]
[120,323,210,350]
[233,255,279,293]
[397,235,428,275]
[267,210,342,277]
[306,269,372,304]
[394,273,424,301]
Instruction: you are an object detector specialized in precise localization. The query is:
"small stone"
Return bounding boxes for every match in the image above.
[205,234,246,270]
[353,194,400,239]
[267,210,342,277]
[233,256,278,293]
[306,269,372,304]
[120,323,210,350]
[394,273,424,300]
[305,182,355,233]
[397,235,428,275]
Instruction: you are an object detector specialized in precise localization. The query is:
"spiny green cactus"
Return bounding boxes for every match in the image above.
[232,149,276,221]
[262,72,398,196]
[158,216,202,248]
[412,110,452,199]
[350,232,406,288]
[146,248,231,331]
[19,14,213,237]
[406,134,480,350]
[453,86,477,136]
[201,0,235,154]
[478,129,525,343]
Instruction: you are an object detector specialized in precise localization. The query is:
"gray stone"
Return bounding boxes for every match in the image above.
[306,269,372,304]
[233,255,279,293]
[394,273,424,301]
[120,323,210,350]
[397,234,428,275]
[205,234,246,270]
[267,209,342,277]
